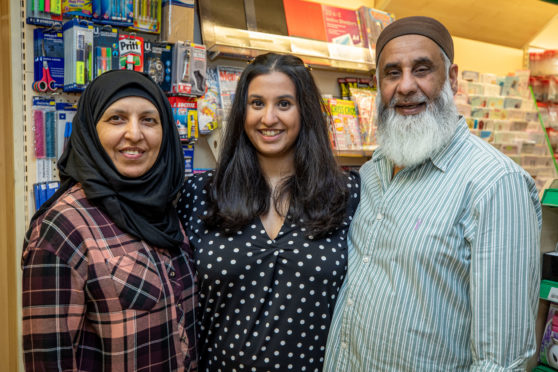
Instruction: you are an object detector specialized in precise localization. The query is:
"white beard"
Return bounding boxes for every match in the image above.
[375,79,459,168]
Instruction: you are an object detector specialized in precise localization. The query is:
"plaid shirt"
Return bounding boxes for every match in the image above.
[22,184,198,372]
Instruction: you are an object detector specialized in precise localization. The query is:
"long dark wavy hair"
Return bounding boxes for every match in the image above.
[203,53,349,238]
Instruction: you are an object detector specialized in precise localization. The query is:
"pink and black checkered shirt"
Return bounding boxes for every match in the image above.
[22,184,198,371]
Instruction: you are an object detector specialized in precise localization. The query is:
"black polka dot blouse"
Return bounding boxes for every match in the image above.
[177,171,360,372]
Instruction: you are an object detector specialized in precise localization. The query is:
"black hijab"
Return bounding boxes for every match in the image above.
[31,70,185,249]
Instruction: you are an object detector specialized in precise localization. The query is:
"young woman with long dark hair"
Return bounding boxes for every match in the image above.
[177,53,360,371]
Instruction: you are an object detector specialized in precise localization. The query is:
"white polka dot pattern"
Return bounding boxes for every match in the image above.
[177,171,360,372]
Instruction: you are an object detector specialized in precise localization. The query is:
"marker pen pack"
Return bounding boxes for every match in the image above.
[143,41,172,92]
[171,42,206,96]
[197,67,219,135]
[33,28,64,92]
[169,96,197,143]
[118,34,144,71]
[62,0,92,17]
[26,0,62,26]
[32,97,57,160]
[63,19,94,91]
[131,0,161,33]
[55,102,76,159]
[93,26,119,78]
[92,0,133,25]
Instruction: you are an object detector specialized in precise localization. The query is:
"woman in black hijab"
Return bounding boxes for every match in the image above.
[21,70,197,372]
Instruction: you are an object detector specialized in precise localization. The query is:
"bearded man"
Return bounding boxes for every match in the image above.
[324,16,542,371]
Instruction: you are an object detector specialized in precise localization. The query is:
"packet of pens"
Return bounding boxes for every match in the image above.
[130,0,161,33]
[32,97,57,160]
[55,102,76,159]
[26,0,62,26]
[93,26,119,78]
[63,19,94,91]
[33,28,64,92]
[92,0,133,26]
[171,41,206,95]
[33,181,60,211]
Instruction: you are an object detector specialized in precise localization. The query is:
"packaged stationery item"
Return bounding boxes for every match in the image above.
[63,18,94,91]
[55,102,76,159]
[171,42,206,95]
[33,28,64,92]
[131,0,161,32]
[32,97,57,160]
[62,0,92,17]
[143,41,172,92]
[118,34,144,71]
[33,181,60,211]
[92,0,133,25]
[169,96,197,143]
[93,26,119,78]
[27,0,63,26]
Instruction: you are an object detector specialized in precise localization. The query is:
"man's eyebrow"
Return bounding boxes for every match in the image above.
[412,57,434,65]
[382,62,400,72]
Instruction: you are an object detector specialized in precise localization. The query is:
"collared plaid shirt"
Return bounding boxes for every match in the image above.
[22,184,198,372]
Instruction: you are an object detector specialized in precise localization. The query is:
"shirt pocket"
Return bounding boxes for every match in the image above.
[105,250,163,311]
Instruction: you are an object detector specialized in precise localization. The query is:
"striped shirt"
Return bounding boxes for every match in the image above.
[324,118,542,371]
[22,184,198,372]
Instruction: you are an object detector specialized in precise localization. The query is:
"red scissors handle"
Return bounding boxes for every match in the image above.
[33,61,56,92]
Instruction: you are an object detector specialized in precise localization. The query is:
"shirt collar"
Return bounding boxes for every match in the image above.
[372,116,469,173]
[429,116,469,172]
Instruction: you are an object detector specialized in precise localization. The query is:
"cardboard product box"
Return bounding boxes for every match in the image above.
[160,0,195,44]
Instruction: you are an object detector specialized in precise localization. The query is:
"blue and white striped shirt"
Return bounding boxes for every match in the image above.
[324,117,542,371]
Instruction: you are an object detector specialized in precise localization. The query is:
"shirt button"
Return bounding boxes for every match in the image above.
[169,271,176,278]
[341,342,348,350]
[362,256,370,263]
[347,298,354,306]
[376,213,383,220]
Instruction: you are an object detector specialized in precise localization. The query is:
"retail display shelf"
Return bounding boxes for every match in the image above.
[334,148,375,158]
[542,180,558,207]
[203,25,375,73]
[533,365,557,372]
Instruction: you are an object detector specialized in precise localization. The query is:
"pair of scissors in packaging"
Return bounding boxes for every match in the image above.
[33,59,56,92]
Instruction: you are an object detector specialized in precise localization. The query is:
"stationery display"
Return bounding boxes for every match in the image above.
[63,18,94,91]
[33,28,64,92]
[118,33,144,71]
[143,41,172,91]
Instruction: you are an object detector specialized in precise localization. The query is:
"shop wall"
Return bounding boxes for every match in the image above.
[1,0,18,368]
[452,36,525,76]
